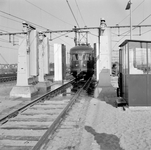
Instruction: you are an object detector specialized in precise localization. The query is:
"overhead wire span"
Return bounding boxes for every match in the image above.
[0,24,21,32]
[89,32,98,37]
[25,0,74,26]
[0,37,13,44]
[74,0,90,43]
[66,0,80,28]
[0,10,73,47]
[52,32,70,40]
[74,0,86,27]
[0,10,48,30]
[0,14,22,24]
[0,53,9,64]
[0,29,23,39]
[141,29,151,35]
[0,45,17,50]
[112,12,151,50]
[117,0,146,25]
[25,0,78,46]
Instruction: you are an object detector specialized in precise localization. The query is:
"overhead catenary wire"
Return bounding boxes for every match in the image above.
[141,28,151,35]
[74,0,86,27]
[24,0,78,46]
[0,10,72,46]
[25,0,74,27]
[117,0,146,25]
[0,28,23,39]
[0,45,17,50]
[0,53,9,64]
[0,24,21,32]
[0,14,22,24]
[66,0,80,28]
[112,12,151,50]
[0,10,48,30]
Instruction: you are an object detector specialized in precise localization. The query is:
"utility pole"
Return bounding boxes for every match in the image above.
[126,0,132,39]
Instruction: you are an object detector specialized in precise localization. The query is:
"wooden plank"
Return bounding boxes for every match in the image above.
[0,135,40,141]
[0,139,37,146]
[30,105,66,109]
[9,114,58,119]
[0,145,32,150]
[9,117,55,122]
[1,121,53,129]
[0,129,46,137]
[21,109,62,115]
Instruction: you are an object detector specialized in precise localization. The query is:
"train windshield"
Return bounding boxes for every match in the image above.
[83,54,92,60]
[71,54,83,61]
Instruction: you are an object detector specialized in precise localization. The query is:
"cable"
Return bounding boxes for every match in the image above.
[66,0,80,28]
[25,0,74,27]
[0,53,9,64]
[0,14,22,24]
[52,32,70,40]
[89,32,98,37]
[0,45,18,50]
[141,29,151,35]
[0,10,73,45]
[0,37,11,43]
[112,13,151,49]
[0,28,23,38]
[0,24,21,31]
[74,0,86,27]
[137,14,151,26]
[117,0,145,25]
[0,10,48,30]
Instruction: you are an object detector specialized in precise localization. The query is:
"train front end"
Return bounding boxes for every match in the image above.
[70,44,94,79]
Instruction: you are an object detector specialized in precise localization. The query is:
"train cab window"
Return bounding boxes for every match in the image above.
[83,54,91,61]
[71,54,82,61]
[71,54,78,61]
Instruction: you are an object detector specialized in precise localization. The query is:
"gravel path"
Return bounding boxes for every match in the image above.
[79,77,151,150]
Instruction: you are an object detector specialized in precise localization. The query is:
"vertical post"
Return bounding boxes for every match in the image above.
[74,26,77,46]
[86,31,88,44]
[98,28,101,58]
[130,0,132,39]
[126,0,132,39]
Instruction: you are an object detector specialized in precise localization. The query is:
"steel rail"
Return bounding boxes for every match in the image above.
[0,76,17,82]
[0,79,75,125]
[32,77,92,150]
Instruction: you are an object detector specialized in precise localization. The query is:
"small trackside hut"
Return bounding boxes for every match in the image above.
[118,39,151,107]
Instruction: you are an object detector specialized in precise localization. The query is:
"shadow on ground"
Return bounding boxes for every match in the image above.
[85,126,124,150]
[97,86,117,107]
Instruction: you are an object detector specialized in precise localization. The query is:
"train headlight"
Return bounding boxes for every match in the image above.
[83,64,86,67]
[75,64,78,67]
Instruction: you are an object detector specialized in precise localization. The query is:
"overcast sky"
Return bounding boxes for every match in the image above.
[0,0,151,63]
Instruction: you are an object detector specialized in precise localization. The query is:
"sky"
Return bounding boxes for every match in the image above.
[0,0,151,64]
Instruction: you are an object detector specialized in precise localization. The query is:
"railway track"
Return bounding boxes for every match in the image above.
[0,74,17,83]
[0,77,93,150]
